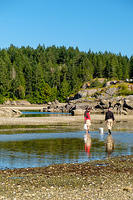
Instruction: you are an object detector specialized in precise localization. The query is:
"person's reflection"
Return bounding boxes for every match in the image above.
[84,133,91,156]
[105,134,115,157]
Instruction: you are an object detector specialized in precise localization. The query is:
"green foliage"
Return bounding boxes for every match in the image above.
[58,76,70,102]
[118,83,128,90]
[90,79,104,88]
[130,56,133,78]
[118,83,133,96]
[15,86,25,99]
[0,44,132,103]
[118,89,133,96]
[0,95,6,104]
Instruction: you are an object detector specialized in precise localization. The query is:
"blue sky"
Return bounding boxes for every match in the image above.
[0,0,133,57]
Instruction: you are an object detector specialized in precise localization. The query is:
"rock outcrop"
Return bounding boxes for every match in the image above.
[41,94,133,116]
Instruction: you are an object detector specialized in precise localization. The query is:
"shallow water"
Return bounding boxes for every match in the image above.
[0,130,133,170]
[21,111,71,117]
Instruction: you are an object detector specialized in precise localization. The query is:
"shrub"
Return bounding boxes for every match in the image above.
[90,79,103,88]
[118,83,133,96]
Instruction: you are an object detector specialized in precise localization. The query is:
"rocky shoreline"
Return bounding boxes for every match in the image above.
[0,155,133,200]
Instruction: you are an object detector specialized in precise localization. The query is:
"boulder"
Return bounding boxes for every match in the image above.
[105,87,119,96]
[74,89,99,99]
[127,95,133,101]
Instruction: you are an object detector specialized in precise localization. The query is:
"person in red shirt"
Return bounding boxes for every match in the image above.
[84,107,91,134]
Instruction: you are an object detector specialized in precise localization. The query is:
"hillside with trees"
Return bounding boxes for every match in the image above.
[0,44,133,104]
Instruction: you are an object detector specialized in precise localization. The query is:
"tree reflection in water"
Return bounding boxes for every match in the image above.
[0,130,132,169]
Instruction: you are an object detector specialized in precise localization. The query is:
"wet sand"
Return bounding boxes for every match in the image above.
[0,104,133,127]
[0,114,132,126]
[0,114,132,134]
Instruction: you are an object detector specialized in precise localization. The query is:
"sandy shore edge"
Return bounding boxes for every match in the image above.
[0,114,132,126]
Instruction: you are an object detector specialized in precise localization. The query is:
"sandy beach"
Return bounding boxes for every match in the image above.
[0,104,132,127]
[0,113,132,133]
[0,112,132,125]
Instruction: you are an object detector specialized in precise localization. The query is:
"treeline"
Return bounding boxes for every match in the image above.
[0,44,133,103]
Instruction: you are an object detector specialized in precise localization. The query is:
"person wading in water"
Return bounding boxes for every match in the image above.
[84,107,91,155]
[105,107,115,134]
[84,107,91,134]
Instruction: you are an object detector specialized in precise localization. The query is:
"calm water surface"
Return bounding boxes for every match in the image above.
[21,111,71,117]
[0,130,133,170]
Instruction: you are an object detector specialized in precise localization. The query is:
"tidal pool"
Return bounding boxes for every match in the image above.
[21,111,71,117]
[0,130,133,170]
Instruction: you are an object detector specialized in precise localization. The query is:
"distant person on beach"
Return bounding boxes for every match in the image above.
[105,107,115,134]
[84,107,91,134]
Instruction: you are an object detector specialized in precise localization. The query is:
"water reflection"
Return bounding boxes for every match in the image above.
[84,133,91,156]
[21,111,71,117]
[0,137,84,169]
[105,134,115,157]
[0,131,133,169]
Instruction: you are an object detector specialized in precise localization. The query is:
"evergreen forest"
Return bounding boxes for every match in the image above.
[0,44,133,103]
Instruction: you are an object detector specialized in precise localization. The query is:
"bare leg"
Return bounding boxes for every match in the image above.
[86,125,90,135]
